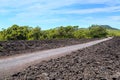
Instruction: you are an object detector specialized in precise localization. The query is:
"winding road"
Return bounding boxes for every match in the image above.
[0,37,113,78]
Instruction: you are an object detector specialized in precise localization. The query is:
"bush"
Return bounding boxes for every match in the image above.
[89,25,108,38]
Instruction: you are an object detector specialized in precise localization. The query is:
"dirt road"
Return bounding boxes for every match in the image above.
[0,37,112,78]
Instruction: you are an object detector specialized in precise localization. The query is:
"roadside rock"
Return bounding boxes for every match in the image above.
[0,38,98,57]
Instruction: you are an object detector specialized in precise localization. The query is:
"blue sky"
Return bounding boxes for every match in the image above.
[0,0,120,30]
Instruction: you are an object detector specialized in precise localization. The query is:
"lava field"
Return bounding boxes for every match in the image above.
[0,38,97,58]
[5,37,120,80]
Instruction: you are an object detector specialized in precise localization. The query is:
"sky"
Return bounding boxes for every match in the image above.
[0,0,120,30]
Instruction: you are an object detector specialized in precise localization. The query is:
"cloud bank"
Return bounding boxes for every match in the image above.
[0,0,120,29]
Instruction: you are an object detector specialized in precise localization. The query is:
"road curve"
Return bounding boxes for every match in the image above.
[0,37,113,78]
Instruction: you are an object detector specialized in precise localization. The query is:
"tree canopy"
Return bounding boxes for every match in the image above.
[0,24,119,41]
[89,25,108,38]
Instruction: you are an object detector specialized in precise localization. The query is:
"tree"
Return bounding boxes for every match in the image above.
[27,26,41,40]
[0,24,113,41]
[73,29,90,39]
[5,24,30,40]
[5,24,20,40]
[55,26,79,38]
[89,25,108,38]
[0,28,7,40]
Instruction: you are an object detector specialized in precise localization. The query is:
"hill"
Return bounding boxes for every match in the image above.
[99,25,119,30]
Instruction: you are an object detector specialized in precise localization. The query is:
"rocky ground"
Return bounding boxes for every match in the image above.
[0,38,98,58]
[5,37,120,80]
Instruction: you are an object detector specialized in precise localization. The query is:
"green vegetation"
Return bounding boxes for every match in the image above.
[0,24,120,41]
[73,29,90,39]
[107,29,120,37]
[89,25,108,38]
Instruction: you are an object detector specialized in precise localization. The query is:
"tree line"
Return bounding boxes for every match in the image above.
[0,24,119,41]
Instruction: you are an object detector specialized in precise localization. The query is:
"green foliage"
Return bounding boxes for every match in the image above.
[55,26,79,38]
[5,25,28,40]
[73,29,90,39]
[27,27,41,40]
[107,29,120,37]
[45,29,57,39]
[0,24,119,41]
[0,29,6,41]
[89,25,108,38]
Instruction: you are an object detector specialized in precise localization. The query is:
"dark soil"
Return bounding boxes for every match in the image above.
[5,37,120,80]
[0,38,98,58]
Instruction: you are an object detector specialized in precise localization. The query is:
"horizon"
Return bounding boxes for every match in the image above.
[0,24,120,31]
[0,0,120,30]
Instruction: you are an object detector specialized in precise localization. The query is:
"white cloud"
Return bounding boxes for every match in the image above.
[109,16,120,21]
[0,0,120,15]
[0,0,120,8]
[0,0,120,29]
[53,6,120,14]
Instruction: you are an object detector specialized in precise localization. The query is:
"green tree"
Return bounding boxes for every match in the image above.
[0,28,7,40]
[89,25,108,38]
[55,26,79,38]
[5,24,30,40]
[73,29,90,39]
[27,26,41,40]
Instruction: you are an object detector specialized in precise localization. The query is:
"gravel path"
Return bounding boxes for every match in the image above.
[0,37,112,79]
